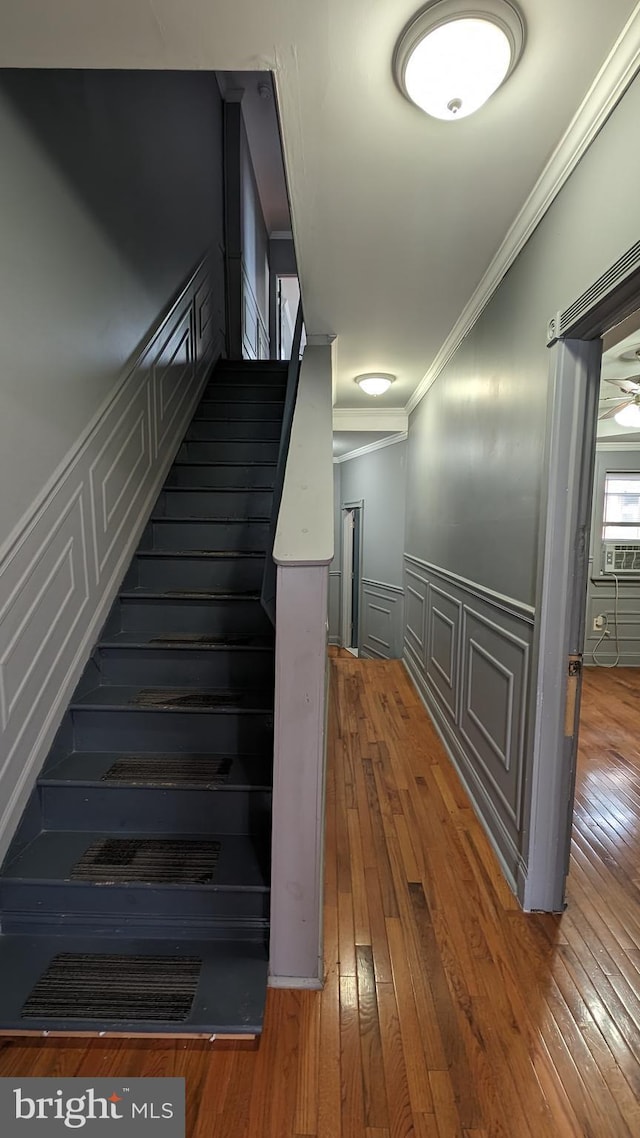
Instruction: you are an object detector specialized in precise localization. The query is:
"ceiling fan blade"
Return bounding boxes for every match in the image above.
[602,377,640,394]
[599,398,632,420]
[600,395,631,402]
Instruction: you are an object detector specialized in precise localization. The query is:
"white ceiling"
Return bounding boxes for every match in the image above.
[1,0,638,412]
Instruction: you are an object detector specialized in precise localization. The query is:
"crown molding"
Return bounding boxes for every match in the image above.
[334,431,407,464]
[333,407,408,431]
[596,439,640,452]
[306,332,337,346]
[405,1,640,416]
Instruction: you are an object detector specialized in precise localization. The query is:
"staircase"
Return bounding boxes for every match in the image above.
[0,359,288,1038]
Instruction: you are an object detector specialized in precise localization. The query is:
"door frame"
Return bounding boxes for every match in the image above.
[341,500,363,656]
[525,240,640,911]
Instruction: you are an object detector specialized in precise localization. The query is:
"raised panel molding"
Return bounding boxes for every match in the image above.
[242,263,268,361]
[0,252,222,861]
[361,579,405,660]
[426,583,461,725]
[402,553,533,890]
[404,566,428,659]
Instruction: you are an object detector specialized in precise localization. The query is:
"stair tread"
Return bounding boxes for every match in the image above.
[3,831,269,890]
[70,685,273,712]
[0,934,267,1034]
[42,752,271,790]
[99,632,272,649]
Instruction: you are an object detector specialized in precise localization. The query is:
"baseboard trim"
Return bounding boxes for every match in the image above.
[268,975,324,990]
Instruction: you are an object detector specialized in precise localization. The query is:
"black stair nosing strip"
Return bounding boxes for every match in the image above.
[39,775,273,791]
[192,417,282,423]
[161,485,274,492]
[69,700,273,715]
[118,589,262,599]
[170,461,277,468]
[150,515,271,523]
[134,550,266,559]
[97,638,273,651]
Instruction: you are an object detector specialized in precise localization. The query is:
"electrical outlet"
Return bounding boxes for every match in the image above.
[593,615,606,631]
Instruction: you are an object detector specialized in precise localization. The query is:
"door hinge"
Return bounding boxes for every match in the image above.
[564,653,582,737]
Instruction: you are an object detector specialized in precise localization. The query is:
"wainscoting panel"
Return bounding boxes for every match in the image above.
[361,579,404,660]
[403,554,534,888]
[426,583,461,724]
[242,264,268,361]
[404,567,428,665]
[0,252,223,861]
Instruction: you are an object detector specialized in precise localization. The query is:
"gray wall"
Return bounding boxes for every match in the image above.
[0,69,225,855]
[404,71,640,892]
[585,447,640,667]
[337,441,406,658]
[0,69,225,542]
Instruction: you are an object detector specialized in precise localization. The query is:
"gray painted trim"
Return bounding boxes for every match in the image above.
[361,577,404,595]
[334,431,408,465]
[404,553,535,624]
[526,337,602,912]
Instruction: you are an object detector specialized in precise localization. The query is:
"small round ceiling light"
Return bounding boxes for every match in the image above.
[614,403,640,429]
[355,373,395,397]
[394,0,525,121]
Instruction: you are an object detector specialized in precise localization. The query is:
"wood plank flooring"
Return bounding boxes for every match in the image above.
[1,655,639,1137]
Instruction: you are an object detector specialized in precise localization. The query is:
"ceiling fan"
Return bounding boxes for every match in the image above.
[599,376,640,424]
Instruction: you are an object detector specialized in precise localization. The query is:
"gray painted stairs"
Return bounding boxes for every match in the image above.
[0,359,288,1037]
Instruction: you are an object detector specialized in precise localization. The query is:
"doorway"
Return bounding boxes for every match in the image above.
[527,246,640,912]
[341,504,362,656]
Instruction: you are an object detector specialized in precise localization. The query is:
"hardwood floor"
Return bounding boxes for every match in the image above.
[1,655,639,1137]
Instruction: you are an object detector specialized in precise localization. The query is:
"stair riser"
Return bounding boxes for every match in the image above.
[194,400,284,420]
[94,647,274,688]
[187,420,281,442]
[142,519,270,552]
[0,883,269,924]
[165,463,276,489]
[124,555,265,593]
[109,597,271,636]
[70,709,273,754]
[41,786,272,836]
[176,440,280,463]
[155,489,274,518]
[202,383,286,402]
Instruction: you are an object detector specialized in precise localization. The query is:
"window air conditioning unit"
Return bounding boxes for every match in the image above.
[602,542,640,574]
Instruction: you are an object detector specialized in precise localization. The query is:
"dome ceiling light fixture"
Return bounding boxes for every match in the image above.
[355,373,396,396]
[393,0,525,121]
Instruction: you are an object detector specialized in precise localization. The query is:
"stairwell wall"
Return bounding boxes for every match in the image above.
[0,69,226,859]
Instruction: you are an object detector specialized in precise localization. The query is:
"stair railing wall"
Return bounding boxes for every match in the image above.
[268,340,334,988]
[260,301,304,625]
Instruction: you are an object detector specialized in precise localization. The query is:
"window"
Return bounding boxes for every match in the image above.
[602,473,640,540]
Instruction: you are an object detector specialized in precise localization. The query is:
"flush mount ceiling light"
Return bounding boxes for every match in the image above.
[355,373,395,396]
[394,0,525,121]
